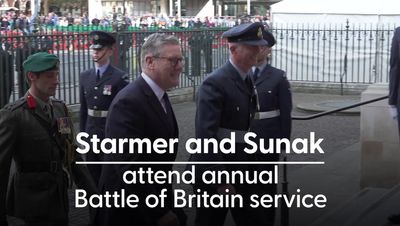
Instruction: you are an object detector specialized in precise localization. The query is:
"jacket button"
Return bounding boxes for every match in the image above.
[93,106,98,109]
[94,96,98,99]
[94,87,98,90]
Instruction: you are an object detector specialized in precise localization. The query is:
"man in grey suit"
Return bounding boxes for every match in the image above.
[190,22,268,226]
[95,33,186,226]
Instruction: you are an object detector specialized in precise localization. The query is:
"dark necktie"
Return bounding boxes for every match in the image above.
[43,104,54,121]
[245,75,253,93]
[163,93,175,129]
[96,69,100,81]
[253,67,260,82]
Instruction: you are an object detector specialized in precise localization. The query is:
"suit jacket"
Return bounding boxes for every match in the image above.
[250,64,292,162]
[191,61,256,174]
[96,76,185,226]
[79,64,129,139]
[0,93,96,223]
[389,27,400,110]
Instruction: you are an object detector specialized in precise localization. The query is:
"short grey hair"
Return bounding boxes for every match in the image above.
[140,33,180,67]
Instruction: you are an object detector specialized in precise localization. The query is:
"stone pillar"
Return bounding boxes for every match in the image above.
[88,0,103,21]
[360,83,400,189]
[159,0,168,16]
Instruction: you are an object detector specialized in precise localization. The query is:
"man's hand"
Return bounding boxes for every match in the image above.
[157,210,180,226]
[389,105,398,120]
[217,184,236,195]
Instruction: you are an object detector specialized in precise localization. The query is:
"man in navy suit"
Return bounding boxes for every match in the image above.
[79,31,129,184]
[190,22,268,226]
[387,26,400,225]
[249,28,292,226]
[389,26,400,138]
[95,33,186,226]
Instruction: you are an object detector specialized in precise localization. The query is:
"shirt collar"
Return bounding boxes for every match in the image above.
[141,73,165,101]
[96,62,110,76]
[253,62,267,74]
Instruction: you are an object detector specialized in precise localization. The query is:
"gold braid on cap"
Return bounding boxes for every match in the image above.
[257,27,263,39]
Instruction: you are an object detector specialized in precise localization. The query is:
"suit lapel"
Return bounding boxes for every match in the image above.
[138,77,175,134]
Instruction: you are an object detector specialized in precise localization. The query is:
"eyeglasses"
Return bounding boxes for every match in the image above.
[153,56,185,67]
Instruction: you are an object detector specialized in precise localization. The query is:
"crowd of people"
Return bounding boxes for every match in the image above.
[1,9,271,34]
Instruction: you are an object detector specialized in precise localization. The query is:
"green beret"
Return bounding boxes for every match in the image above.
[23,52,60,73]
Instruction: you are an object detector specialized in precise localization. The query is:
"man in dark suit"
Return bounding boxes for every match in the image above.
[190,22,268,226]
[79,31,129,184]
[0,45,13,108]
[389,26,400,138]
[387,26,400,226]
[0,52,96,226]
[95,33,186,226]
[249,29,292,226]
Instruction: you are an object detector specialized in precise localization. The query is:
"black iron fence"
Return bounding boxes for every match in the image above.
[271,21,397,84]
[0,23,397,105]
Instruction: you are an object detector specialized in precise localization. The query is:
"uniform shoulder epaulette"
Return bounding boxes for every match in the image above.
[2,98,26,111]
[121,73,130,82]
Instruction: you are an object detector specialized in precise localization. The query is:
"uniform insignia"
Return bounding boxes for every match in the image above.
[26,95,36,109]
[103,85,112,95]
[94,34,100,41]
[57,117,71,134]
[257,27,262,39]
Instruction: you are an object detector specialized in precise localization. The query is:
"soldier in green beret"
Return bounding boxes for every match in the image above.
[0,52,97,226]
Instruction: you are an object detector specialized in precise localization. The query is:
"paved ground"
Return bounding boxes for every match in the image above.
[7,91,363,226]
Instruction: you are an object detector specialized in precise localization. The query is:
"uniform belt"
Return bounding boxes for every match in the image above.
[88,109,108,118]
[217,128,248,143]
[254,110,280,120]
[17,161,61,173]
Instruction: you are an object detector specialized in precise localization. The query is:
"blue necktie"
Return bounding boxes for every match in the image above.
[253,67,260,82]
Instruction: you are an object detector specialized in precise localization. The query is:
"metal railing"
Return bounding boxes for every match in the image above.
[0,23,397,106]
[280,95,389,226]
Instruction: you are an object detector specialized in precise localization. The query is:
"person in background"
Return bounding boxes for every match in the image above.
[249,28,292,226]
[388,26,400,139]
[79,31,129,184]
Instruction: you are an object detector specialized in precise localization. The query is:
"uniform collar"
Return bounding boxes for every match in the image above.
[229,58,251,81]
[28,92,53,111]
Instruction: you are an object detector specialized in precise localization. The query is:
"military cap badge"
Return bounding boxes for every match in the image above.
[257,27,263,39]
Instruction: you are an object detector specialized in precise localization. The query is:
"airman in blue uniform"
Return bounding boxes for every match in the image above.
[190,22,268,226]
[79,31,129,184]
[249,28,293,226]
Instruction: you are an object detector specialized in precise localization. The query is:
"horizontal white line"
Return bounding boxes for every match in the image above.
[76,161,324,165]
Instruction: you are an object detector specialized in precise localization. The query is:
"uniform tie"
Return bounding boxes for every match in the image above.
[96,69,100,81]
[253,67,260,82]
[245,75,253,93]
[43,104,54,121]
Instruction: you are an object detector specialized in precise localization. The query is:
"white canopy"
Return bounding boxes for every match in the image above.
[271,0,400,25]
